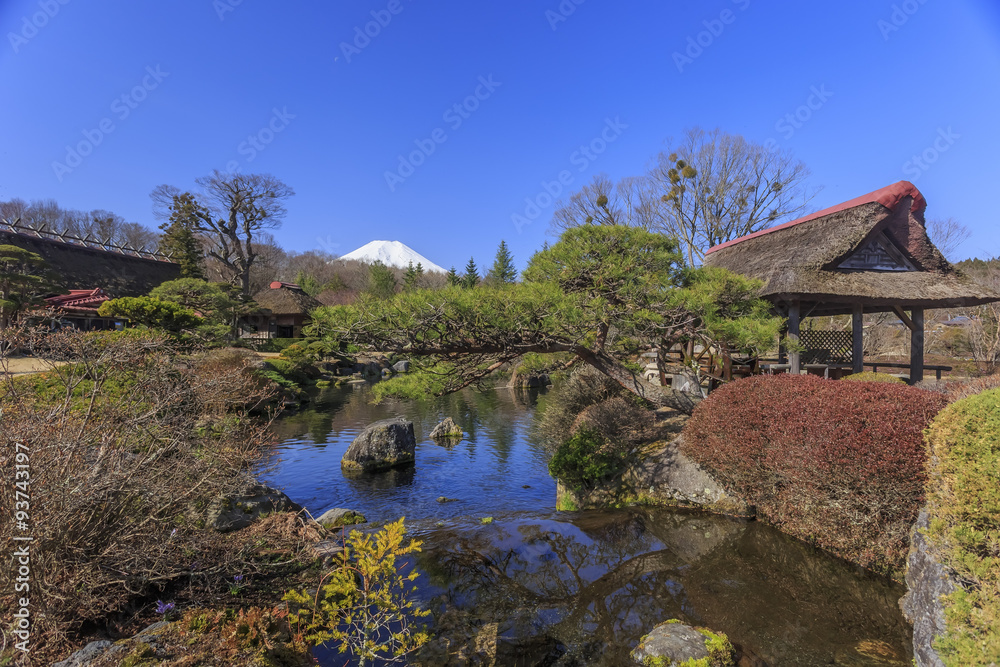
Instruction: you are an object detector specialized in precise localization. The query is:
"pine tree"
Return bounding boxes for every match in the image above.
[462,257,479,289]
[487,240,517,285]
[158,193,206,280]
[446,266,461,287]
[367,261,397,299]
[403,261,419,290]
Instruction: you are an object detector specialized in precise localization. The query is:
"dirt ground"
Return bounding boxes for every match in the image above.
[1,356,67,375]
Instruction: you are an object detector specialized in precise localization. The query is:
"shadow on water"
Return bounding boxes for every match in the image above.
[412,509,912,666]
[265,385,913,666]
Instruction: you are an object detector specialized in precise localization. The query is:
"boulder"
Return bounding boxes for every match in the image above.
[393,360,411,373]
[316,507,367,528]
[901,509,957,667]
[205,484,301,532]
[626,436,751,515]
[342,418,416,473]
[52,640,115,667]
[632,621,735,666]
[429,417,463,439]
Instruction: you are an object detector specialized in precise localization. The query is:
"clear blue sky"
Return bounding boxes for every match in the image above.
[2,0,999,272]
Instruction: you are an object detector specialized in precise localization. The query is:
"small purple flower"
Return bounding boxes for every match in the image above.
[170,528,178,539]
[234,575,244,583]
[155,600,175,615]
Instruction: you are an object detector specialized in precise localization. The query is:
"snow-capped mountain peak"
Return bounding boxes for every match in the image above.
[340,240,447,274]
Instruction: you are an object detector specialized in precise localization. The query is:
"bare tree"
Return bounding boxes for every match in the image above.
[0,199,160,250]
[152,172,294,298]
[548,129,816,266]
[550,174,663,233]
[926,217,972,262]
[651,127,817,265]
[963,261,1000,374]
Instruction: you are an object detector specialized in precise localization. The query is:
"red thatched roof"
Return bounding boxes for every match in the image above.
[703,181,998,315]
[252,282,321,316]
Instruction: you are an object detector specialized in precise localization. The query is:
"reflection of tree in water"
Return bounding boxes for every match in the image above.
[679,522,913,666]
[416,511,705,665]
[413,509,913,666]
[268,386,351,444]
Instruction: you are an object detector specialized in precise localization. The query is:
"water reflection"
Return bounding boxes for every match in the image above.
[262,384,554,524]
[266,385,912,666]
[412,509,911,666]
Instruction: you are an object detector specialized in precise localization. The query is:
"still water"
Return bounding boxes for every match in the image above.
[261,384,913,666]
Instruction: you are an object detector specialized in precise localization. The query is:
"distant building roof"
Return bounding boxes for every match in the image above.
[253,282,321,315]
[44,288,111,314]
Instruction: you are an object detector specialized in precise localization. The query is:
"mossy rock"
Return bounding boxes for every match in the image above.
[631,620,735,666]
[122,641,156,667]
[316,508,367,528]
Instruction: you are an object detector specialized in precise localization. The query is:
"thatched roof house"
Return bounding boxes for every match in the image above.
[704,181,999,381]
[1,221,179,297]
[705,181,995,313]
[242,281,321,339]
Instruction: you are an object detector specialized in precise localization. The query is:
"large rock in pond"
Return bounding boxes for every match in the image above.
[205,484,301,532]
[342,418,416,473]
[429,417,463,439]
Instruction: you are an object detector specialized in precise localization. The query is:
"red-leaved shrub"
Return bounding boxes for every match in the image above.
[682,374,948,576]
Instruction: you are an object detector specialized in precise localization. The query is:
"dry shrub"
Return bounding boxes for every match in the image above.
[0,326,278,655]
[682,374,948,577]
[539,366,625,447]
[570,396,656,446]
[943,372,1000,403]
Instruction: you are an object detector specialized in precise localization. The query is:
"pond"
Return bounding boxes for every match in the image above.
[261,384,913,666]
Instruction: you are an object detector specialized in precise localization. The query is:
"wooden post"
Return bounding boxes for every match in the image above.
[788,300,801,375]
[910,307,925,384]
[778,323,788,364]
[852,304,864,374]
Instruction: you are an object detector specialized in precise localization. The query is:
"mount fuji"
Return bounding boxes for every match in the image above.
[339,240,448,274]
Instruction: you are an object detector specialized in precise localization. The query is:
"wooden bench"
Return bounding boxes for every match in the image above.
[864,361,952,381]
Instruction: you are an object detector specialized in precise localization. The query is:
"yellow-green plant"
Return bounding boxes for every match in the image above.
[925,387,1000,664]
[283,518,430,665]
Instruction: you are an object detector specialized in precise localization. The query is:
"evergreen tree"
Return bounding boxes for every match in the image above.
[446,266,461,287]
[403,261,420,290]
[294,270,322,296]
[367,261,397,299]
[0,245,48,328]
[157,192,206,280]
[487,240,517,285]
[462,257,479,289]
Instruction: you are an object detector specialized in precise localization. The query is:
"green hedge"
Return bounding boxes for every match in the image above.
[925,388,1000,664]
[548,427,629,492]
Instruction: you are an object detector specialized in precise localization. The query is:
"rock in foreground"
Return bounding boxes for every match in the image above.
[631,620,735,666]
[205,484,301,532]
[342,418,416,473]
[316,507,367,528]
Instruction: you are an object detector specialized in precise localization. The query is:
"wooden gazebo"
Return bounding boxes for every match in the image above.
[703,181,999,383]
